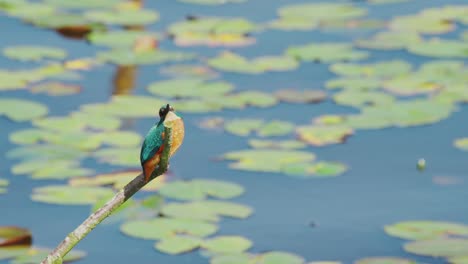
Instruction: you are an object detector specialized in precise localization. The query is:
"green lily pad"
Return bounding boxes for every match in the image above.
[0,226,31,247]
[274,89,327,104]
[330,60,412,78]
[296,125,353,146]
[155,235,202,255]
[356,31,422,50]
[383,75,441,96]
[7,145,85,162]
[159,64,218,79]
[385,221,468,240]
[94,147,140,167]
[449,256,468,264]
[286,43,368,63]
[202,236,252,254]
[210,253,253,264]
[88,30,159,48]
[404,238,468,257]
[259,251,305,264]
[28,12,90,29]
[121,218,218,240]
[0,247,86,263]
[354,257,415,264]
[248,139,307,149]
[148,78,233,98]
[282,161,347,178]
[85,9,158,26]
[44,0,121,9]
[81,95,165,118]
[12,159,92,180]
[178,0,246,5]
[98,49,195,66]
[224,119,294,137]
[222,149,316,173]
[0,178,8,194]
[4,2,55,19]
[161,200,253,222]
[3,45,66,62]
[217,91,278,109]
[390,14,454,34]
[208,52,298,74]
[333,91,395,108]
[30,82,81,96]
[31,185,114,205]
[326,77,381,91]
[159,179,244,201]
[0,99,48,122]
[407,39,468,58]
[313,115,346,126]
[454,138,468,151]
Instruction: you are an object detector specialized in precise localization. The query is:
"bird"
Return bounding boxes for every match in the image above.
[140,104,184,182]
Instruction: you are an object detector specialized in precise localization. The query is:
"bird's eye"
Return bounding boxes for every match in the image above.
[158,107,165,117]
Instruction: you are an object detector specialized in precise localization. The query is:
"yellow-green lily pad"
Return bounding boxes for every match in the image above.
[326,77,381,91]
[354,257,415,264]
[30,82,81,96]
[330,60,412,78]
[275,89,327,104]
[356,31,422,50]
[158,179,244,201]
[155,235,202,255]
[407,39,468,58]
[404,238,468,257]
[88,30,159,48]
[3,45,66,62]
[333,91,395,108]
[201,236,252,254]
[31,185,114,205]
[0,226,31,247]
[0,179,8,195]
[148,78,233,98]
[0,99,48,122]
[224,119,294,137]
[296,125,353,146]
[85,9,158,26]
[286,43,368,63]
[178,0,246,5]
[259,251,305,264]
[384,221,468,240]
[454,138,468,151]
[121,218,218,240]
[248,139,307,149]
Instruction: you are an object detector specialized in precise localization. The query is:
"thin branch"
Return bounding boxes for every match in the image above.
[41,126,173,264]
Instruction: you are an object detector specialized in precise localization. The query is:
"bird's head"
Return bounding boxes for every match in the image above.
[158,104,174,119]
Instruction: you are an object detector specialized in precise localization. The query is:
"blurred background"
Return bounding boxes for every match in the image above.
[1,0,468,263]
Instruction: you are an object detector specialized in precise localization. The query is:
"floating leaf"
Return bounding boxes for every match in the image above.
[69,170,165,191]
[259,251,305,264]
[161,200,253,222]
[88,30,159,48]
[202,236,252,254]
[282,161,347,178]
[354,257,415,264]
[223,149,316,173]
[210,253,253,264]
[85,9,159,26]
[12,159,92,180]
[0,227,31,247]
[454,138,468,151]
[81,95,165,118]
[3,45,66,62]
[326,77,381,91]
[330,60,412,78]
[44,0,122,9]
[390,14,454,34]
[356,31,422,50]
[208,52,298,74]
[178,0,246,5]
[383,76,441,96]
[333,91,395,108]
[98,49,195,66]
[275,89,326,104]
[385,221,468,240]
[148,78,233,98]
[0,247,86,263]
[224,119,293,137]
[30,82,80,96]
[158,179,244,201]
[121,218,218,240]
[160,64,218,79]
[248,139,307,149]
[31,185,114,205]
[0,179,8,195]
[296,125,353,146]
[0,99,48,122]
[404,238,468,257]
[286,43,368,62]
[407,39,468,58]
[155,236,202,255]
[94,147,140,167]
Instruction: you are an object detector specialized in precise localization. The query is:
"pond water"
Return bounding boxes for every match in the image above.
[1,0,468,263]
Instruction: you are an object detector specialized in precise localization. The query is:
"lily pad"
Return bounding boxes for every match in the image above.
[201,236,252,254]
[0,99,48,122]
[385,221,468,240]
[81,95,165,118]
[248,139,307,149]
[259,251,305,264]
[454,138,468,151]
[160,64,218,79]
[88,30,159,48]
[0,179,8,194]
[330,60,412,78]
[333,91,395,108]
[31,185,114,205]
[69,170,165,191]
[224,119,294,137]
[210,253,253,264]
[0,247,86,263]
[94,147,140,167]
[148,78,233,98]
[222,149,316,173]
[12,159,92,180]
[0,227,31,247]
[275,89,327,104]
[30,82,81,96]
[390,14,454,34]
[121,218,218,240]
[296,125,353,146]
[354,257,415,264]
[383,75,441,96]
[208,52,298,74]
[44,0,122,9]
[155,235,202,255]
[282,161,347,178]
[407,39,468,58]
[85,9,159,26]
[178,0,246,5]
[326,77,381,91]
[158,179,244,201]
[3,45,66,62]
[98,49,195,66]
[356,31,422,50]
[404,238,468,257]
[286,43,368,63]
[161,200,253,222]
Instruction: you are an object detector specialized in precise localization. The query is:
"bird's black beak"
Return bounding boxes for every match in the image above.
[166,104,174,112]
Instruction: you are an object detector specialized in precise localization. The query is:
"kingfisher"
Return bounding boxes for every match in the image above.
[140,104,185,182]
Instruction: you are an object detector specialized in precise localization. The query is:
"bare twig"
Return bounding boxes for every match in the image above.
[41,126,173,264]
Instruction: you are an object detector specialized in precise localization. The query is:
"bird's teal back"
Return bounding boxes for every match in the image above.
[140,122,165,164]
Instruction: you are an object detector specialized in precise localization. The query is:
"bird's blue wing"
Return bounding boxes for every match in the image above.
[140,124,165,164]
